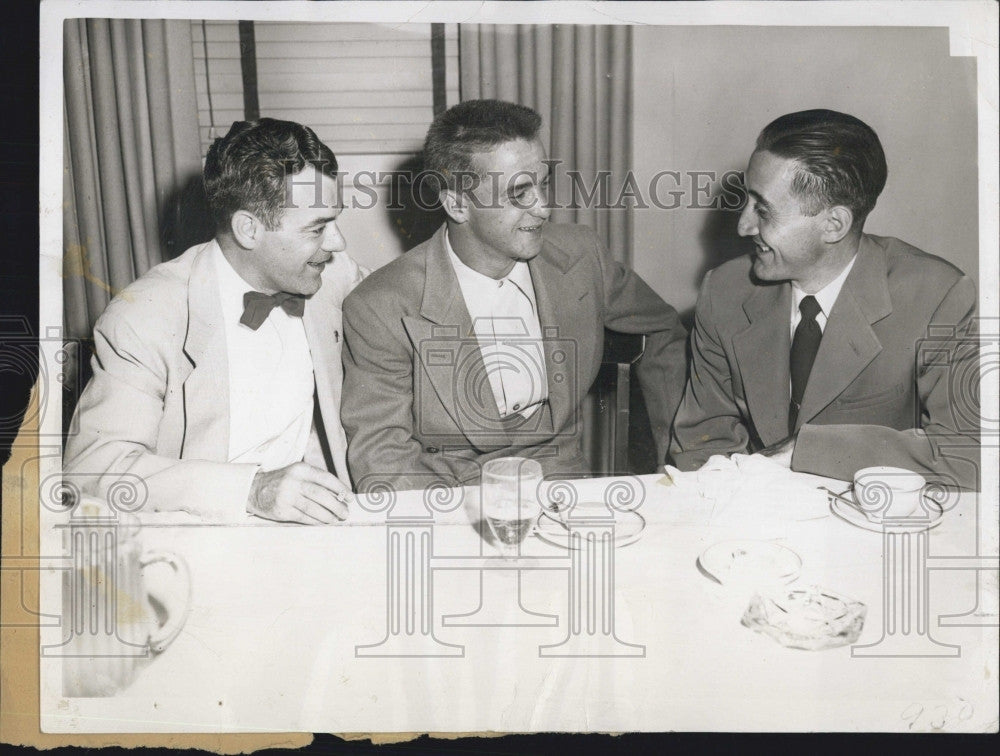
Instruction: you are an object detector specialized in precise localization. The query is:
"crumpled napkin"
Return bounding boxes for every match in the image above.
[663,453,829,525]
[665,453,793,488]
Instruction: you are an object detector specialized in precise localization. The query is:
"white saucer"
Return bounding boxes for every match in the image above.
[534,502,645,550]
[697,540,802,587]
[830,496,944,532]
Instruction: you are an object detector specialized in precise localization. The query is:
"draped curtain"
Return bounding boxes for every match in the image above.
[459,25,633,265]
[63,19,204,339]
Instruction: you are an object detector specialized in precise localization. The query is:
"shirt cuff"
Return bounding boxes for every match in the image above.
[239,464,263,520]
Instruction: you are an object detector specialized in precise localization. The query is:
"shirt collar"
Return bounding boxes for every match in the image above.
[211,239,269,327]
[791,254,857,318]
[444,228,536,306]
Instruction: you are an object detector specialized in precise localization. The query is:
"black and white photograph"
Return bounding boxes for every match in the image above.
[7,0,997,741]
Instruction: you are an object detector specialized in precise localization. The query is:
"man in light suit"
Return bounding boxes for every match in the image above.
[342,99,687,492]
[65,119,365,523]
[671,109,979,488]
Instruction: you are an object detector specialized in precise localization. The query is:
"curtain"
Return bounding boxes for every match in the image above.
[63,19,204,340]
[459,25,633,265]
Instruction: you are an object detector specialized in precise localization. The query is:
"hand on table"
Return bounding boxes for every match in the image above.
[755,434,796,468]
[247,462,353,524]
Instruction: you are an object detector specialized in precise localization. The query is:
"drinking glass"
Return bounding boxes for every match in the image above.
[481,457,543,559]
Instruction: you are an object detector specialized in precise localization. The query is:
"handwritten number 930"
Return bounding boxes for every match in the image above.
[901,700,975,731]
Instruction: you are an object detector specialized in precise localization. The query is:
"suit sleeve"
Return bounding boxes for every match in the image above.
[63,306,259,522]
[792,275,981,489]
[670,269,753,470]
[341,292,449,493]
[593,231,688,466]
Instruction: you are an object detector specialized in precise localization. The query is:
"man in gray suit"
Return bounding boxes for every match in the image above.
[342,99,688,492]
[671,109,979,488]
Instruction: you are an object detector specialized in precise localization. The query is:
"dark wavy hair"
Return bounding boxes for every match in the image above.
[423,99,542,192]
[203,118,338,232]
[756,109,887,228]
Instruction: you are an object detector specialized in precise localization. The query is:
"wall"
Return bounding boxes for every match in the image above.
[630,26,979,320]
[186,25,981,298]
[336,154,444,272]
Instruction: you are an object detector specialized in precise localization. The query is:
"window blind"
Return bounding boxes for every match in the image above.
[192,21,458,158]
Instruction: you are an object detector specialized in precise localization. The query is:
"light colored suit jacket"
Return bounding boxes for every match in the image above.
[64,240,365,520]
[671,234,980,488]
[341,223,688,492]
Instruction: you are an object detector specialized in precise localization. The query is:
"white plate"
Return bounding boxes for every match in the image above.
[830,495,944,532]
[697,540,802,587]
[534,502,645,550]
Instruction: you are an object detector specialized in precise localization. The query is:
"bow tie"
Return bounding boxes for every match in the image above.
[240,291,305,330]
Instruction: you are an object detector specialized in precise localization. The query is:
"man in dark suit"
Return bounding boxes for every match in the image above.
[342,99,687,492]
[671,109,979,488]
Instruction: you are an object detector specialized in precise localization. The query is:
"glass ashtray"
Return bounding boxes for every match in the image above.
[741,585,866,650]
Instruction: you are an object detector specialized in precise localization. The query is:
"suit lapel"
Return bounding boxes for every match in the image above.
[528,235,590,433]
[406,227,592,445]
[733,281,793,445]
[304,281,347,481]
[405,227,508,443]
[797,237,891,426]
[180,243,231,461]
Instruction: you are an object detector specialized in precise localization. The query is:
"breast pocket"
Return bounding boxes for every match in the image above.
[834,382,907,410]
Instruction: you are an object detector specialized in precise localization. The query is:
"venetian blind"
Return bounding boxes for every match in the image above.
[192,21,458,158]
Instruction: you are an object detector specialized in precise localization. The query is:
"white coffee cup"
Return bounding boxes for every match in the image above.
[852,466,926,523]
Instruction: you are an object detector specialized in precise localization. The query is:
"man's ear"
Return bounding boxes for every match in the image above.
[230,210,262,249]
[439,189,468,224]
[822,205,854,243]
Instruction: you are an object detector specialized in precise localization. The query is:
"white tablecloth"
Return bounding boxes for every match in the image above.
[40,472,999,733]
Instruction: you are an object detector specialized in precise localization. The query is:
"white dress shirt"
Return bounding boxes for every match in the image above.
[212,243,315,471]
[789,255,858,337]
[446,231,548,419]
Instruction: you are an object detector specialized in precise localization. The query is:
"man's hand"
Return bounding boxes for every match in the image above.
[247,462,353,524]
[756,434,796,468]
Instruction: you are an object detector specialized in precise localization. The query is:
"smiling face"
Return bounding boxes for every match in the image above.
[447,138,552,278]
[737,150,832,290]
[241,164,346,296]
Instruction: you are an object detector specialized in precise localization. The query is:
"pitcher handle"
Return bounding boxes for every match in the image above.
[140,550,191,654]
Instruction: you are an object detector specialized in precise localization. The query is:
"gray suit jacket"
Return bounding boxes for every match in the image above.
[64,240,365,520]
[342,223,687,492]
[671,234,980,488]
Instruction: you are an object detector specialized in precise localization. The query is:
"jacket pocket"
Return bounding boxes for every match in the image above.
[834,382,906,409]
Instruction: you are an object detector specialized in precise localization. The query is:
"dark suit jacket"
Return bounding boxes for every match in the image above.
[671,234,980,489]
[342,223,687,492]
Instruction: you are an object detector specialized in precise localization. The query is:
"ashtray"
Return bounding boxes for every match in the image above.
[741,585,866,650]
